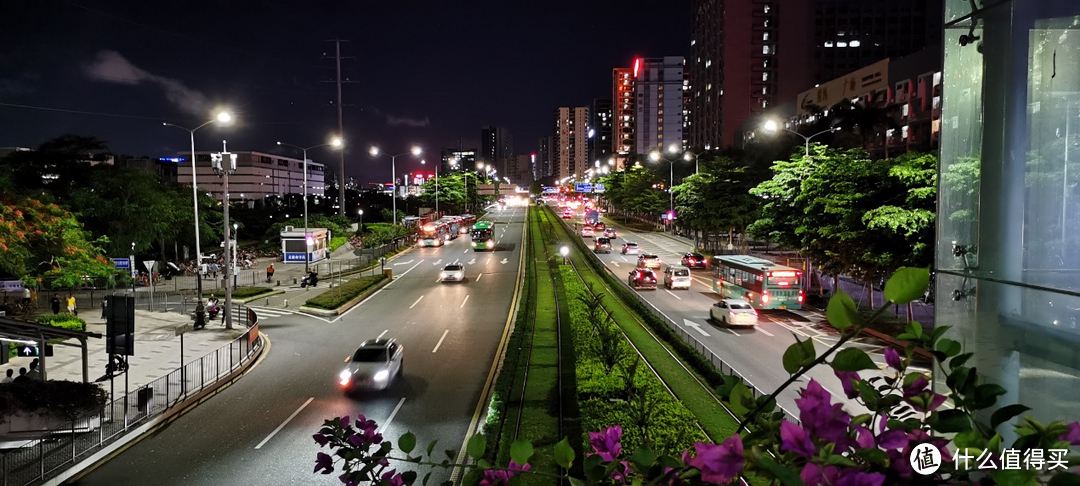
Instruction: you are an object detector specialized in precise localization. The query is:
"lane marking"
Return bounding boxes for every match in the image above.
[376,397,407,433]
[432,329,450,353]
[664,289,682,300]
[756,326,775,337]
[255,397,314,449]
[621,256,630,262]
[433,259,443,266]
[337,260,424,321]
[682,318,711,337]
[475,273,482,281]
[377,329,389,339]
[460,295,470,308]
[612,261,620,267]
[463,249,469,254]
[723,327,739,336]
[409,295,424,309]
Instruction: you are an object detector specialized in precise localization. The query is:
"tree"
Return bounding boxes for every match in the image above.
[0,135,109,197]
[0,195,120,288]
[672,156,763,252]
[529,181,542,196]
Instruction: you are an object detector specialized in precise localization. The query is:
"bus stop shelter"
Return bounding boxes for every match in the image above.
[280,226,330,264]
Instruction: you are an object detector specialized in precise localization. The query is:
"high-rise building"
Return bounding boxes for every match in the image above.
[504,154,533,187]
[590,99,613,169]
[553,107,589,182]
[480,126,513,167]
[635,56,687,155]
[689,0,939,149]
[537,136,553,180]
[441,149,476,173]
[613,67,636,167]
[177,151,324,200]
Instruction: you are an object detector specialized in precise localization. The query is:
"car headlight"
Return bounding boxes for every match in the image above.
[339,370,352,387]
[486,241,494,248]
[374,369,390,381]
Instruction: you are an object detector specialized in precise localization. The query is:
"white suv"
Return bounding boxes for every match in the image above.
[663,265,692,290]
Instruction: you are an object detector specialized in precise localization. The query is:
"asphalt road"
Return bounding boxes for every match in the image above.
[71,206,526,485]
[559,207,889,416]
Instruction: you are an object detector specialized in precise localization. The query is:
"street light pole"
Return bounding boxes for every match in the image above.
[277,139,342,273]
[422,159,439,216]
[370,146,422,226]
[763,120,838,157]
[163,111,232,322]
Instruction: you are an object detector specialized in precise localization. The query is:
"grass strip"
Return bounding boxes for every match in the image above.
[304,274,386,309]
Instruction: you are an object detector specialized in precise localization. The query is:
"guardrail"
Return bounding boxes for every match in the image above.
[1,306,264,486]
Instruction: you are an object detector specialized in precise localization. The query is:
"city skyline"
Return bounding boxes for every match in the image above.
[0,1,688,184]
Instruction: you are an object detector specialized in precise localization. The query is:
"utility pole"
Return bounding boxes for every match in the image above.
[324,39,356,216]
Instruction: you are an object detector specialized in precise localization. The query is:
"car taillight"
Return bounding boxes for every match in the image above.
[798,290,805,303]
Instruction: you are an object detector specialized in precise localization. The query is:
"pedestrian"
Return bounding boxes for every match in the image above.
[211,262,218,279]
[21,286,31,308]
[50,294,61,315]
[101,297,108,319]
[27,360,41,381]
[266,263,275,283]
[1,369,13,384]
[13,367,28,383]
[66,293,76,315]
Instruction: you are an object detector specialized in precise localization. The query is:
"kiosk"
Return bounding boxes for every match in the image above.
[280,226,331,264]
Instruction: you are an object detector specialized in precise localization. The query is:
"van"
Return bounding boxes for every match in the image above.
[663,265,692,290]
[594,237,612,253]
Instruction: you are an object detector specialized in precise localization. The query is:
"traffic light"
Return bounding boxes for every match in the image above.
[16,344,53,357]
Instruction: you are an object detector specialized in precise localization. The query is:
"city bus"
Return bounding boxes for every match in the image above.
[458,214,477,234]
[711,255,804,310]
[438,216,462,239]
[418,222,449,247]
[471,221,497,251]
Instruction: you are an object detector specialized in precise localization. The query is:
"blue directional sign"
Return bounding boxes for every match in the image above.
[112,258,130,270]
[542,186,558,194]
[284,253,307,262]
[574,182,593,193]
[593,183,606,193]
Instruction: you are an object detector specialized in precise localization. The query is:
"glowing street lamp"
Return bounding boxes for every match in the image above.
[370,145,422,226]
[762,119,839,156]
[277,137,343,272]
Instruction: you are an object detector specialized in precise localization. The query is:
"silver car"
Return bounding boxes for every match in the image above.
[339,339,404,391]
[440,263,465,282]
[710,299,759,327]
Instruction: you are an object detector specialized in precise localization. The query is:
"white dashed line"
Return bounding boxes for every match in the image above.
[664,289,682,300]
[475,273,482,281]
[460,295,470,308]
[255,397,314,449]
[432,329,450,353]
[377,329,388,339]
[376,397,407,433]
[409,295,424,309]
[756,326,775,337]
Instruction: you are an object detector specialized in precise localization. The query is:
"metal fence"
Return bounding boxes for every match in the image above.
[0,307,263,486]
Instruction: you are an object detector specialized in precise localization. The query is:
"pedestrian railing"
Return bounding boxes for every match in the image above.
[0,306,264,486]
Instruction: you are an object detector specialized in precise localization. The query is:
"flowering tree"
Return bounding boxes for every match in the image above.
[314,267,1080,486]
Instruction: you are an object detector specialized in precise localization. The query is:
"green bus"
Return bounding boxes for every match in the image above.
[711,255,804,310]
[471,221,497,251]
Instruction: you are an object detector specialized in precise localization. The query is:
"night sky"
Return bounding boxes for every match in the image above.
[0,1,688,184]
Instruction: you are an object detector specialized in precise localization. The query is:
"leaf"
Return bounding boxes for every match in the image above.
[401,471,418,486]
[826,289,861,330]
[756,453,805,486]
[1048,472,1080,486]
[832,348,877,372]
[929,325,953,346]
[568,478,587,486]
[782,337,808,374]
[991,404,1031,431]
[398,432,417,454]
[466,435,486,459]
[728,382,751,416]
[973,383,1008,408]
[933,409,972,433]
[632,445,657,470]
[950,352,974,369]
[905,320,925,340]
[991,469,1040,486]
[826,454,856,467]
[935,338,962,358]
[510,439,534,466]
[883,267,930,304]
[554,438,575,469]
[422,472,432,486]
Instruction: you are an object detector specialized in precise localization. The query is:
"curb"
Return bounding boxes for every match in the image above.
[298,277,392,317]
[233,289,286,304]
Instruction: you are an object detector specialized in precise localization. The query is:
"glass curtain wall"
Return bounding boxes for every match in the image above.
[938,0,1080,425]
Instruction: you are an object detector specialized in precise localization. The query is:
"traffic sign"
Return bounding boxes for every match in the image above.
[112,258,130,270]
[18,345,53,357]
[574,182,593,193]
[593,183,606,193]
[542,186,558,194]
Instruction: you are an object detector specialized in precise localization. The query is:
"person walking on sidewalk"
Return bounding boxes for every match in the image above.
[2,369,13,383]
[66,293,77,315]
[51,294,61,315]
[266,263,275,283]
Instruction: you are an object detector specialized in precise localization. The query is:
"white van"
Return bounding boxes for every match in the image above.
[663,265,692,290]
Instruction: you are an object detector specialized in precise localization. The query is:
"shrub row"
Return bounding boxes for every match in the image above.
[35,314,86,332]
[560,265,705,458]
[0,380,109,421]
[549,206,729,390]
[231,287,275,299]
[304,274,387,310]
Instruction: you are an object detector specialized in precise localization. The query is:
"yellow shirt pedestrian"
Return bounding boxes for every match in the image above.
[66,295,76,314]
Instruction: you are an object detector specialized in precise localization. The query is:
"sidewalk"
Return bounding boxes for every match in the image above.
[2,309,246,400]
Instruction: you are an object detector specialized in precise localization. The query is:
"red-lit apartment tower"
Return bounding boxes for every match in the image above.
[612,67,635,169]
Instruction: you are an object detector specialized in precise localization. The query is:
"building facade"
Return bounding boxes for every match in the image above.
[441,149,477,173]
[634,56,687,155]
[480,126,512,167]
[591,98,613,168]
[937,0,1080,425]
[553,107,589,182]
[537,136,553,180]
[176,151,325,202]
[613,67,636,167]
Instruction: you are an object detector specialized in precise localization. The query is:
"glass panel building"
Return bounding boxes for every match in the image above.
[938,0,1080,425]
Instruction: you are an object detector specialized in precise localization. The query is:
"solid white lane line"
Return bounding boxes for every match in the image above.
[378,329,389,339]
[723,327,739,336]
[409,295,424,309]
[464,249,469,254]
[255,397,314,449]
[432,329,450,353]
[664,289,682,300]
[612,262,620,267]
[476,273,482,281]
[756,326,775,337]
[376,397,407,434]
[460,295,470,308]
[621,256,630,262]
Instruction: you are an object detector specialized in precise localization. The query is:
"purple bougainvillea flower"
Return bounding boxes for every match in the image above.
[1060,422,1080,446]
[833,370,861,400]
[339,415,351,428]
[836,470,886,486]
[685,436,744,484]
[796,380,852,444]
[314,451,334,474]
[589,425,623,462]
[884,348,902,371]
[356,415,378,435]
[339,472,359,486]
[382,470,405,486]
[903,375,929,398]
[508,461,531,473]
[611,461,632,482]
[800,463,840,486]
[480,469,511,486]
[876,428,910,450]
[313,433,329,446]
[780,421,816,459]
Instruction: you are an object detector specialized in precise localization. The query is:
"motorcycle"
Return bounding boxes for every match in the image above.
[207,305,220,320]
[300,272,319,288]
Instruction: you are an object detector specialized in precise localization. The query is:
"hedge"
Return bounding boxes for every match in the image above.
[0,379,109,421]
[561,265,705,458]
[35,314,86,332]
[231,287,275,299]
[305,274,387,310]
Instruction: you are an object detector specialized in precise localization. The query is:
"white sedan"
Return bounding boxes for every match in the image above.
[339,338,404,392]
[710,299,759,327]
[440,263,466,282]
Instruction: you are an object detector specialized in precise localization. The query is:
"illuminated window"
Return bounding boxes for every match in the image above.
[763,32,769,41]
[762,72,768,81]
[837,41,848,47]
[850,40,861,47]
[658,93,664,99]
[764,4,770,13]
[825,41,834,47]
[762,86,768,94]
[763,45,772,54]
[658,109,664,115]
